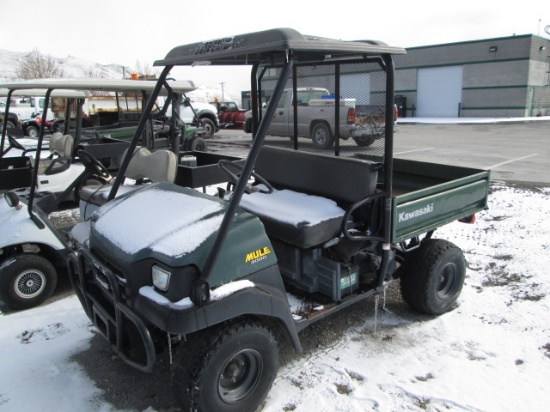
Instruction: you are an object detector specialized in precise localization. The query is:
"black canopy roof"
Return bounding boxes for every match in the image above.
[154,28,406,67]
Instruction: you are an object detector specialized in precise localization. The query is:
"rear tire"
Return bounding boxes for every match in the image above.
[311,123,333,149]
[400,239,466,315]
[353,136,375,147]
[172,320,279,412]
[0,255,57,310]
[189,136,208,152]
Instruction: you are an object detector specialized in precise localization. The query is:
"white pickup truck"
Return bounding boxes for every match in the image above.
[4,96,54,123]
[162,97,220,138]
[180,97,219,138]
[244,87,387,149]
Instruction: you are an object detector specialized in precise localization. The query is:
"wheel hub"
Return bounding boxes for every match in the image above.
[218,349,263,403]
[437,264,457,298]
[15,270,46,299]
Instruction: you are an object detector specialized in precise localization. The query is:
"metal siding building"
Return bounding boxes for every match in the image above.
[394,34,550,118]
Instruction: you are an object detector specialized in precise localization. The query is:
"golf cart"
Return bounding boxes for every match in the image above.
[69,28,490,411]
[0,78,199,310]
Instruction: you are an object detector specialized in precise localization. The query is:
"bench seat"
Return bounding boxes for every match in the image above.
[239,188,345,248]
[239,146,379,248]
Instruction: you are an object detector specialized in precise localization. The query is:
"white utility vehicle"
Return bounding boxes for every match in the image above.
[0,78,196,310]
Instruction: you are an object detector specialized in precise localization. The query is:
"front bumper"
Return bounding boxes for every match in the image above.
[68,249,157,372]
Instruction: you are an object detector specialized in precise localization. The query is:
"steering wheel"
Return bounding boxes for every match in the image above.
[218,159,274,194]
[77,149,111,183]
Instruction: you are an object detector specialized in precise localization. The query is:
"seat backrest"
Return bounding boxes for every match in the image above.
[255,146,379,205]
[48,133,74,157]
[123,146,177,183]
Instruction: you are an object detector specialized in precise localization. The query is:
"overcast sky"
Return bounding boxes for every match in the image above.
[2,0,548,95]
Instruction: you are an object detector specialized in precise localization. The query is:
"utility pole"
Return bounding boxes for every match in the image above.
[220,82,225,100]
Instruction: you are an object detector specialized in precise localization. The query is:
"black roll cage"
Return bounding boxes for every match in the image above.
[118,28,403,305]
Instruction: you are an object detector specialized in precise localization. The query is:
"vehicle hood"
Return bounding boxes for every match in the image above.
[89,182,226,264]
[88,182,277,286]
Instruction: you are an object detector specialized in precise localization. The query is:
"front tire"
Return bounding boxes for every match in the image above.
[25,125,39,138]
[0,255,58,310]
[311,123,333,149]
[172,320,279,412]
[400,239,466,315]
[200,118,216,138]
[244,118,252,133]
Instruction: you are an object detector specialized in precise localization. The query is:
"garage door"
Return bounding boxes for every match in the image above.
[417,66,463,117]
[341,73,371,104]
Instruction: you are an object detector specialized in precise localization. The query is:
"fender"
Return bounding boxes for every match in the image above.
[0,197,67,251]
[136,266,303,352]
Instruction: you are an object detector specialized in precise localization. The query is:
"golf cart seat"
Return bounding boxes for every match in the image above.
[239,146,379,248]
[79,146,178,212]
[36,132,74,175]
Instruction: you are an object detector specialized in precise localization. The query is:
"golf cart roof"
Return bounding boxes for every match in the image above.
[0,89,89,98]
[154,27,406,67]
[0,78,196,95]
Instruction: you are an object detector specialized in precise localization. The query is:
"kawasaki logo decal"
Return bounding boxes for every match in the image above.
[245,247,271,264]
[399,203,434,222]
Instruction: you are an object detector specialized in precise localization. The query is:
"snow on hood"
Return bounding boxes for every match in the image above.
[238,187,345,226]
[92,184,224,257]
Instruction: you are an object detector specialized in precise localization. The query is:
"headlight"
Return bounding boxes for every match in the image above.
[152,265,171,291]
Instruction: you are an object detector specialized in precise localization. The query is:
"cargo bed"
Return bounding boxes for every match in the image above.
[389,158,490,244]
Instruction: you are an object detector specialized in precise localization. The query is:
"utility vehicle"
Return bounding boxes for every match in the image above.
[68,28,490,412]
[0,79,202,310]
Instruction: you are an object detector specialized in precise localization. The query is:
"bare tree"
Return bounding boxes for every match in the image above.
[16,48,65,79]
[132,60,158,79]
[84,64,105,78]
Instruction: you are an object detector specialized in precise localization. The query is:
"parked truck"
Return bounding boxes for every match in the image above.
[210,100,247,129]
[68,28,490,412]
[243,87,387,149]
[3,96,54,122]
[172,97,220,138]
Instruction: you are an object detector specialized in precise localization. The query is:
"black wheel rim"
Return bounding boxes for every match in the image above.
[15,270,46,299]
[437,263,458,298]
[218,349,263,404]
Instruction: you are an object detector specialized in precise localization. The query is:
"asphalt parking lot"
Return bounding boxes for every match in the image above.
[208,120,550,185]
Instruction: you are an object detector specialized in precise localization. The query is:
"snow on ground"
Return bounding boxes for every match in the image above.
[397,116,550,124]
[1,181,549,411]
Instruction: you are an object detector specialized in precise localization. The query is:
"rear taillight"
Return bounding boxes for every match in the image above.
[35,116,42,125]
[347,108,355,124]
[459,214,476,224]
